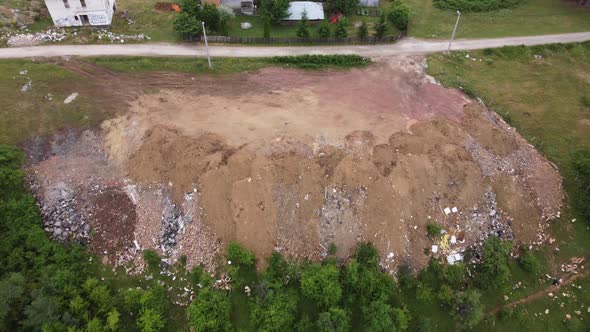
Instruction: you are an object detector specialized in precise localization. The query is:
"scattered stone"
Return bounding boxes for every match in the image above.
[64,92,78,104]
[20,80,32,92]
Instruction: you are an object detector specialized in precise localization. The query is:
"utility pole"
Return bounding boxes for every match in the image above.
[448,10,461,52]
[202,21,212,68]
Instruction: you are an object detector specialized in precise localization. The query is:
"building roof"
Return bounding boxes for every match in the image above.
[285,2,324,21]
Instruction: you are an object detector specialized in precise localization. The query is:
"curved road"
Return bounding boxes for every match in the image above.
[1,32,590,58]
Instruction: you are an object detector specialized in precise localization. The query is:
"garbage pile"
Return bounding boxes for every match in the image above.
[6,28,67,47]
[96,30,150,43]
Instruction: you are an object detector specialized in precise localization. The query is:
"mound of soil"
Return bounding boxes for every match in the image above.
[27,56,563,273]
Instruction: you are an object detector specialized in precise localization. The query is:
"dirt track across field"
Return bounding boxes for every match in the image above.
[26,56,563,272]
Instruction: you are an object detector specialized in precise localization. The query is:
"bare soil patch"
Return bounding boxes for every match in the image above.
[26,56,563,273]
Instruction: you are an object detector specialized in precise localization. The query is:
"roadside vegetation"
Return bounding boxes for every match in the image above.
[407,0,590,38]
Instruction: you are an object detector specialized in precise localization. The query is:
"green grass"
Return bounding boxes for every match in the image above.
[0,60,106,145]
[407,0,590,38]
[110,0,179,42]
[88,55,371,73]
[427,42,590,327]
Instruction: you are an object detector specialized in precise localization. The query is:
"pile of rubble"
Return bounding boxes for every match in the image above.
[96,30,150,43]
[6,28,67,47]
[39,195,90,243]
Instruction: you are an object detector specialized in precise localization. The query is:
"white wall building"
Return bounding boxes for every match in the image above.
[44,0,117,27]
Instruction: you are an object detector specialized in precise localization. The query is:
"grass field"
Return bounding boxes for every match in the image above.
[407,0,590,38]
[427,42,590,328]
[0,60,105,145]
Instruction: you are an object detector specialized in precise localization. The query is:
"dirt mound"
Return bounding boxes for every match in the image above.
[27,56,563,273]
[88,189,137,264]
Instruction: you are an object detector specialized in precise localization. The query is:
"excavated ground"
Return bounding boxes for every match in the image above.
[25,56,563,273]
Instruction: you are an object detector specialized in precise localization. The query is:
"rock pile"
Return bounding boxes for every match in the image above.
[40,196,90,243]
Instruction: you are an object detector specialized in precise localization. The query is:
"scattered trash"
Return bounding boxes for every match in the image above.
[20,80,32,92]
[446,252,463,265]
[7,28,67,47]
[444,207,451,215]
[240,22,253,29]
[451,207,458,213]
[64,92,78,104]
[19,70,28,75]
[431,245,438,253]
[450,235,457,244]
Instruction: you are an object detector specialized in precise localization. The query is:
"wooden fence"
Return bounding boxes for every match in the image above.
[190,32,405,45]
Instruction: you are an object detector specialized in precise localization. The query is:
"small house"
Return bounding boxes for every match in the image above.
[359,0,379,7]
[283,1,324,24]
[44,0,117,27]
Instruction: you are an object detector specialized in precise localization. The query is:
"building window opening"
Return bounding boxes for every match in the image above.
[80,0,86,7]
[63,0,70,8]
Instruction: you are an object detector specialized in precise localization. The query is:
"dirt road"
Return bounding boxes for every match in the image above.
[1,32,590,59]
[489,268,590,316]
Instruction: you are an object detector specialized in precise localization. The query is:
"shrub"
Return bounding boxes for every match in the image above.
[188,289,232,332]
[334,19,348,38]
[517,249,541,274]
[433,0,522,12]
[451,289,484,328]
[143,249,161,271]
[357,21,369,39]
[301,263,342,308]
[388,0,411,31]
[581,95,590,108]
[373,12,388,38]
[328,243,338,255]
[270,55,370,69]
[318,21,331,38]
[259,0,290,24]
[296,11,311,39]
[328,0,360,16]
[426,223,442,237]
[477,236,512,289]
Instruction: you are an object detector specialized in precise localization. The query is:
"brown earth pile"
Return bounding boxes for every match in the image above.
[27,56,563,273]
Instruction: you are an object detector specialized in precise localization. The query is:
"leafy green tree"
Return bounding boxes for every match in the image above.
[416,282,434,304]
[178,0,202,16]
[84,278,113,315]
[201,3,221,32]
[263,16,271,38]
[451,289,484,329]
[387,0,411,31]
[373,12,387,38]
[188,289,232,332]
[301,263,342,308]
[227,242,257,286]
[259,0,290,24]
[138,308,165,332]
[23,294,61,330]
[318,21,331,38]
[437,284,454,308]
[106,309,120,331]
[328,0,360,16]
[478,236,512,289]
[393,306,411,331]
[357,21,368,39]
[362,299,394,331]
[334,19,348,38]
[173,12,200,38]
[317,307,350,332]
[518,248,541,274]
[443,263,466,288]
[251,290,298,332]
[86,317,105,332]
[296,11,311,39]
[0,273,25,329]
[218,5,235,36]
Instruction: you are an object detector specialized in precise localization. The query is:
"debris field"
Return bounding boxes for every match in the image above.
[25,56,563,273]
